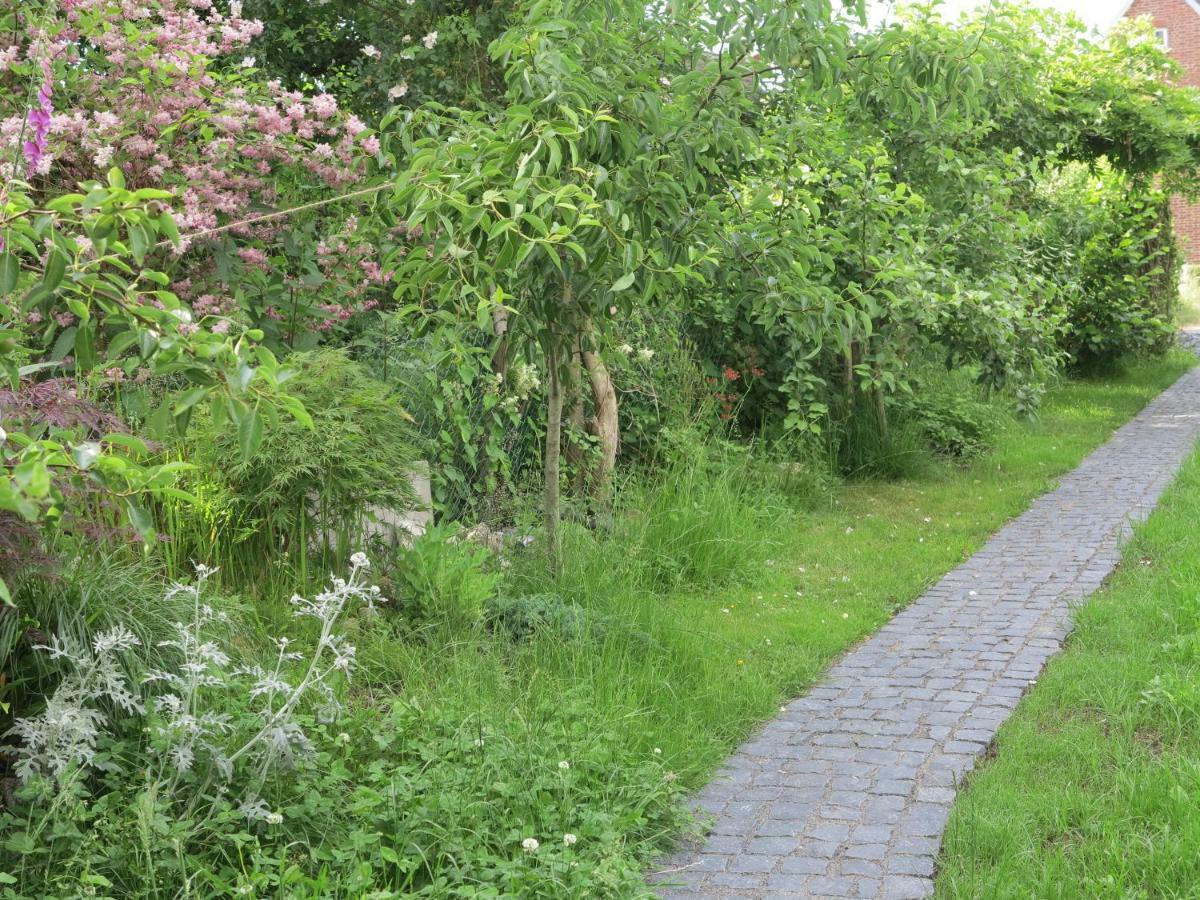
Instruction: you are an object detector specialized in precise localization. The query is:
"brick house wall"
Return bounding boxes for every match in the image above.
[1121,0,1200,262]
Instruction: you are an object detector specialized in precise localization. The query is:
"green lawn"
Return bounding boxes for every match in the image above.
[323,352,1197,893]
[935,445,1200,898]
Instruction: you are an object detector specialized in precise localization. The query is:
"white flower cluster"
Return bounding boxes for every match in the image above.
[4,557,386,813]
[617,344,655,362]
[508,360,541,399]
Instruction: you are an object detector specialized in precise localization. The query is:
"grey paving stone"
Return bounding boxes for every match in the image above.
[729,853,778,873]
[779,856,830,875]
[650,346,1200,899]
[881,875,934,899]
[800,875,858,896]
[887,854,935,877]
[839,857,883,878]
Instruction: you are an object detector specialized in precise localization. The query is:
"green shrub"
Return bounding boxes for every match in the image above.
[896,374,1001,458]
[380,525,501,631]
[0,555,196,724]
[601,310,714,468]
[903,394,997,458]
[822,392,933,480]
[0,565,383,898]
[173,349,419,585]
[623,436,781,589]
[1039,164,1179,371]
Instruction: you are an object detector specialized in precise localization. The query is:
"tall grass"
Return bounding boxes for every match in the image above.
[1,553,196,718]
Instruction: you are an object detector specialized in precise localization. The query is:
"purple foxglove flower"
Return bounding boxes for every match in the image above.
[23,61,53,177]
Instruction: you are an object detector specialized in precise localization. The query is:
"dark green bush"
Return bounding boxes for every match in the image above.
[822,392,932,480]
[484,593,596,642]
[898,389,1000,458]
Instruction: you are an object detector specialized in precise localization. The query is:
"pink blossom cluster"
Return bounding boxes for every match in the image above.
[2,0,403,343]
[191,293,237,317]
[1,0,373,235]
[0,0,396,340]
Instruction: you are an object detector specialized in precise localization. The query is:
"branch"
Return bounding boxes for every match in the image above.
[158,182,391,250]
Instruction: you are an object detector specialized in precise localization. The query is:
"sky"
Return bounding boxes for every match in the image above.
[866,0,1130,32]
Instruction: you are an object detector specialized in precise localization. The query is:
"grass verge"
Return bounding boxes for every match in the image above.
[332,352,1196,893]
[935,438,1200,897]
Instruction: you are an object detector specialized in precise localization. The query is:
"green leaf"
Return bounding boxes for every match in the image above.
[66,298,90,323]
[125,500,155,542]
[173,387,209,416]
[282,394,313,429]
[50,326,76,362]
[157,213,180,246]
[154,487,199,504]
[611,272,636,292]
[130,222,150,264]
[103,433,150,455]
[132,187,174,201]
[238,404,264,460]
[43,248,66,292]
[0,253,17,294]
[72,442,102,470]
[74,323,96,370]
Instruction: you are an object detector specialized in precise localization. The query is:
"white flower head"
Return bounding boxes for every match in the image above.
[521,837,539,853]
[423,31,439,49]
[240,55,255,68]
[350,552,369,569]
[387,82,409,100]
[558,760,570,771]
[563,833,577,846]
[362,44,381,59]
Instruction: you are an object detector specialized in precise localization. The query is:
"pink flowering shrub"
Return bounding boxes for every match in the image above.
[0,0,395,346]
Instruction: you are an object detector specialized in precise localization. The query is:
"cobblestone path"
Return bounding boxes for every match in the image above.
[652,339,1200,899]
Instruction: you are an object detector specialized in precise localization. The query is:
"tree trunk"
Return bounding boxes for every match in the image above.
[491,304,510,380]
[871,354,888,439]
[475,301,511,501]
[580,341,618,496]
[544,333,564,565]
[565,341,587,491]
